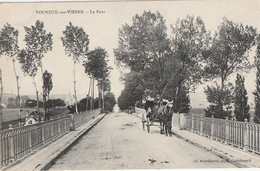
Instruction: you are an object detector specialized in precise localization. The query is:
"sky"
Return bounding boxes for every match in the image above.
[0,0,260,108]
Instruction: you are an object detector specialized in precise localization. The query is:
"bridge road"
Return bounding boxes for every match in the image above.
[50,112,237,169]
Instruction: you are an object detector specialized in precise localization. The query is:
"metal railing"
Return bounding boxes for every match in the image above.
[0,109,101,167]
[184,114,260,154]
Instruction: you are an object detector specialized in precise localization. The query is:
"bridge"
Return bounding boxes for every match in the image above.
[1,108,260,170]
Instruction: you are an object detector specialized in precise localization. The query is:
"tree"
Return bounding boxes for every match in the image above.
[114,11,173,96]
[118,72,145,110]
[253,64,260,123]
[18,49,40,113]
[204,18,257,118]
[171,15,211,89]
[84,47,111,110]
[204,83,234,119]
[104,91,116,112]
[234,74,250,121]
[24,99,38,108]
[43,70,53,115]
[170,15,211,113]
[0,23,21,121]
[24,20,53,120]
[61,22,89,114]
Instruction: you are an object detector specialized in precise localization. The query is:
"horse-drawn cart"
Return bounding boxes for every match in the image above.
[142,98,173,136]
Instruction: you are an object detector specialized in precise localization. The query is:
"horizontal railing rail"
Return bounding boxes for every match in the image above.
[0,108,101,167]
[184,114,260,154]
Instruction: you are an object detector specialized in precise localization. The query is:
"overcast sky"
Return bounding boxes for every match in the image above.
[0,0,260,107]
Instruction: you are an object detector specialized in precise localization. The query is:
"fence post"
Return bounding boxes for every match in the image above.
[225,117,229,144]
[211,115,214,139]
[41,121,45,144]
[243,118,249,151]
[8,126,15,161]
[191,114,194,132]
[200,114,203,135]
[69,114,75,131]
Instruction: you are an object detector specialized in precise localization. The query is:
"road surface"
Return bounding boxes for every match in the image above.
[50,112,237,169]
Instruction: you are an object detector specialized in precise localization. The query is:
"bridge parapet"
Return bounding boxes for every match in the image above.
[0,108,102,167]
[179,113,260,154]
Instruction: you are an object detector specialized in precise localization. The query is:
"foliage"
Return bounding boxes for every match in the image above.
[67,98,99,114]
[0,23,19,58]
[84,47,111,79]
[23,20,53,69]
[253,64,260,123]
[204,83,234,119]
[46,99,66,108]
[24,99,43,108]
[61,22,89,63]
[204,18,257,118]
[43,70,53,113]
[174,85,191,113]
[104,91,116,112]
[114,11,173,95]
[61,22,89,114]
[234,74,250,121]
[204,18,257,83]
[171,15,211,90]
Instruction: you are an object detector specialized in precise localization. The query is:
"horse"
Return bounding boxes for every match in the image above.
[157,102,173,136]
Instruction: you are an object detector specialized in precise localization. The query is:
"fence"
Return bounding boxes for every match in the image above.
[180,114,260,154]
[135,107,260,154]
[0,108,101,167]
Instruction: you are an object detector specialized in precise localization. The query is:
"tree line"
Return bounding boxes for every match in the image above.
[0,21,116,122]
[115,11,260,123]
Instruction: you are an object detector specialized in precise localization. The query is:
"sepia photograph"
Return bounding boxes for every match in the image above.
[0,0,260,170]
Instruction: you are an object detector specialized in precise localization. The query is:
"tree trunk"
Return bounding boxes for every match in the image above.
[73,61,79,114]
[0,68,3,131]
[86,76,92,111]
[92,77,95,110]
[41,67,47,120]
[98,81,102,109]
[33,77,40,115]
[220,75,225,117]
[12,59,21,125]
[102,85,105,111]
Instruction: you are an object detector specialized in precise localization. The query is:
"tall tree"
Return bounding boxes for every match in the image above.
[43,70,53,116]
[0,23,21,122]
[170,15,211,113]
[114,11,173,97]
[204,83,234,119]
[18,49,40,113]
[234,74,250,121]
[254,64,260,123]
[23,20,53,120]
[84,47,111,109]
[204,18,257,118]
[61,22,89,114]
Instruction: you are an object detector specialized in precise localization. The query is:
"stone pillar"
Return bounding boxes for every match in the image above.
[200,114,203,135]
[211,115,214,139]
[243,118,249,151]
[179,113,186,130]
[191,114,194,132]
[225,117,229,144]
[69,114,75,131]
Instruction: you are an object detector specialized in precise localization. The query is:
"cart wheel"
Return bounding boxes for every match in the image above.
[147,118,150,133]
